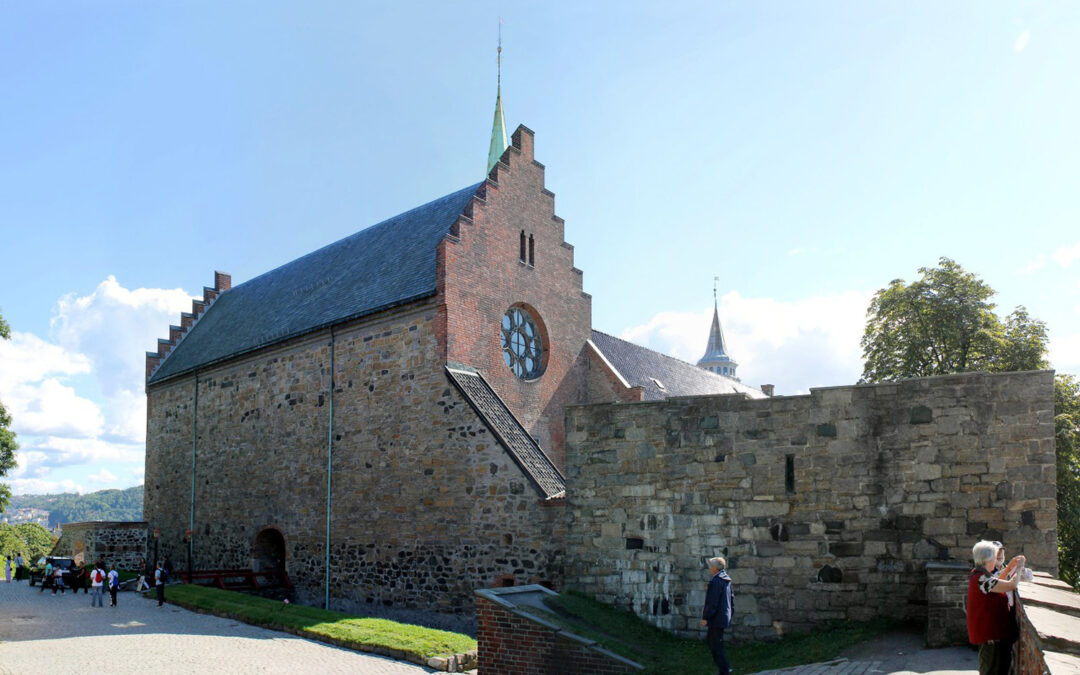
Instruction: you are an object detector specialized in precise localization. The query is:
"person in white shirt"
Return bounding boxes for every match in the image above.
[90,561,106,608]
[107,564,120,607]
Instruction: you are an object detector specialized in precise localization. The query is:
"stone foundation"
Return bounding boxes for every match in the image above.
[51,521,149,571]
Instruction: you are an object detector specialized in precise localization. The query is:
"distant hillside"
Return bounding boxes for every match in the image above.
[7,486,143,527]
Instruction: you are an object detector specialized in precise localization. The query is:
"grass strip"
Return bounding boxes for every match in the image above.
[542,591,903,674]
[164,584,476,665]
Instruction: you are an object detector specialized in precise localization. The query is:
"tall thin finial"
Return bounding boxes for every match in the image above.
[497,18,503,91]
[487,19,509,173]
[713,276,719,304]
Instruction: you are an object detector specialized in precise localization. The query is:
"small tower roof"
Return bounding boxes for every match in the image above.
[701,301,731,361]
[487,32,508,172]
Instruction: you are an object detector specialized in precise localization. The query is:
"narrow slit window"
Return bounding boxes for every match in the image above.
[528,234,535,266]
[785,454,795,494]
[519,231,526,262]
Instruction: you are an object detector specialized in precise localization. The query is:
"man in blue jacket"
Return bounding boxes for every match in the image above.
[700,556,734,675]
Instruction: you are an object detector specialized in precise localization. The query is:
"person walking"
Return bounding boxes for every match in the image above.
[700,556,735,675]
[135,556,150,592]
[107,563,119,607]
[3,555,10,582]
[968,540,1024,675]
[155,560,166,607]
[40,560,53,593]
[15,552,24,581]
[90,561,105,607]
[52,562,66,594]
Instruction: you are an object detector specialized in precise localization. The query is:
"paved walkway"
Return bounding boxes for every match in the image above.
[0,579,436,674]
[746,628,978,675]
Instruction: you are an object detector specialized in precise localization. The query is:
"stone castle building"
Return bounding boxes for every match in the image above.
[143,91,1057,636]
[143,122,761,614]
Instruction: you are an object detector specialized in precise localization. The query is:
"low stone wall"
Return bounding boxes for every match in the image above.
[926,561,970,647]
[476,586,643,675]
[564,370,1057,641]
[52,521,149,571]
[1013,573,1080,673]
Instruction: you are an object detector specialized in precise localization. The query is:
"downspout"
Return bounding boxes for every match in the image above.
[324,327,335,610]
[189,372,199,581]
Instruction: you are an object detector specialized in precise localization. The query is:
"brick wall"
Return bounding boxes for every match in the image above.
[439,126,593,469]
[564,370,1057,641]
[476,586,642,674]
[52,521,149,571]
[1013,573,1080,673]
[145,300,564,615]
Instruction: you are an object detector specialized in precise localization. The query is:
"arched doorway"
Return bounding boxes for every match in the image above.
[252,528,286,574]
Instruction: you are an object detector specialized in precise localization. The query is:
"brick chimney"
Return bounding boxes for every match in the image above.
[214,271,232,292]
[760,384,775,397]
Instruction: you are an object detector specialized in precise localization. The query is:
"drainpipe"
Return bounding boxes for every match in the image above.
[189,372,199,582]
[324,327,335,610]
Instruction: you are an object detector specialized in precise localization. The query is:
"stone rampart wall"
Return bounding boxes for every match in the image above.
[564,370,1057,641]
[52,521,149,571]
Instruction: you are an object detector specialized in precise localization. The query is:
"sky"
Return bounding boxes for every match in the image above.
[1,1,1079,496]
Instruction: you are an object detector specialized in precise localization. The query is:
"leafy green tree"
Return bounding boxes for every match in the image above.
[1056,376,1080,589]
[0,309,16,513]
[0,522,54,561]
[860,258,1047,382]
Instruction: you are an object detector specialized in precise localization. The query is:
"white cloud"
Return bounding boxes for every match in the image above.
[131,466,145,481]
[9,477,85,495]
[1052,242,1080,268]
[4,378,104,438]
[0,276,196,494]
[1018,255,1045,275]
[1014,29,1031,53]
[88,468,118,484]
[621,290,871,395]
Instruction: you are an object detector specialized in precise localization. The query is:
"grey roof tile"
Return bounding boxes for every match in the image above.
[589,330,765,401]
[150,183,483,383]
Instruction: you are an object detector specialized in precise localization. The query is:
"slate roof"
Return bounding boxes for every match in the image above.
[149,183,483,384]
[446,366,566,499]
[589,330,765,401]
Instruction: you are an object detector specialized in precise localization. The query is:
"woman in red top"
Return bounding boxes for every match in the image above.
[967,540,1025,675]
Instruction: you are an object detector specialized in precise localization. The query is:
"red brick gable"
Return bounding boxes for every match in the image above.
[436,125,592,469]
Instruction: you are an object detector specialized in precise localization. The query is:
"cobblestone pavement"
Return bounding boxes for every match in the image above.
[746,629,978,675]
[0,579,436,674]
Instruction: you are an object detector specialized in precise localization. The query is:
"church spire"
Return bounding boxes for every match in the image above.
[487,22,509,173]
[697,277,739,379]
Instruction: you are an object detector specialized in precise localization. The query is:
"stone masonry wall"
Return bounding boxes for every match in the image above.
[145,300,564,616]
[564,370,1057,641]
[52,521,149,571]
[925,561,970,647]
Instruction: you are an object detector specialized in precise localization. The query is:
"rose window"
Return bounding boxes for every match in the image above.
[501,306,544,380]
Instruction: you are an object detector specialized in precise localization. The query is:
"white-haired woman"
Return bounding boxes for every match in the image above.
[967,540,1024,675]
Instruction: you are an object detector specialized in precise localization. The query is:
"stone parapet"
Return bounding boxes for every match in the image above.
[926,561,970,647]
[1015,573,1080,674]
[52,521,149,570]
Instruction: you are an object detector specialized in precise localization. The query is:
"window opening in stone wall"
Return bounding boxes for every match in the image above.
[785,454,795,494]
[528,234,535,266]
[519,230,526,262]
[497,574,516,587]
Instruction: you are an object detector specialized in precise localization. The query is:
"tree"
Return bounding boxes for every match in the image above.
[860,258,1080,586]
[1056,376,1080,589]
[0,309,16,513]
[0,522,54,561]
[860,258,1048,382]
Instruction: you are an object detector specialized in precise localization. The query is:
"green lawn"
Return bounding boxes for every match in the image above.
[540,591,903,674]
[164,585,477,662]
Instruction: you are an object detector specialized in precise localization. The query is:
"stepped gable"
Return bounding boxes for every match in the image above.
[446,365,566,499]
[145,272,231,381]
[589,329,766,401]
[147,183,484,384]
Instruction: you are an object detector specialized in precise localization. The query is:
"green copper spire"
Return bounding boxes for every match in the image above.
[487,28,508,173]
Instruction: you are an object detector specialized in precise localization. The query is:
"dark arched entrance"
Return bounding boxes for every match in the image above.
[252,528,286,574]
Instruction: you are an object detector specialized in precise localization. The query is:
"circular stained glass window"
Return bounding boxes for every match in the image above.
[501,306,544,380]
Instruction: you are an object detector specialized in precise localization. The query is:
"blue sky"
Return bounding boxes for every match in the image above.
[1,1,1078,495]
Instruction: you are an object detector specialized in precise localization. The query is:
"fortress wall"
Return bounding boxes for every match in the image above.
[564,370,1056,641]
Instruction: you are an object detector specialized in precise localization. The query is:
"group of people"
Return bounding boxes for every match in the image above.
[695,539,1030,675]
[30,555,171,608]
[2,552,25,581]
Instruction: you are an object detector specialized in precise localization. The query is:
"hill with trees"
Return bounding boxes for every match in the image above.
[7,486,143,527]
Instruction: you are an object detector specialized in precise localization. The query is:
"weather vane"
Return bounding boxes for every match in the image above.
[713,275,719,303]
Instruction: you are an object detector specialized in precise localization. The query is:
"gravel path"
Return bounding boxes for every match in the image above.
[0,579,435,674]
